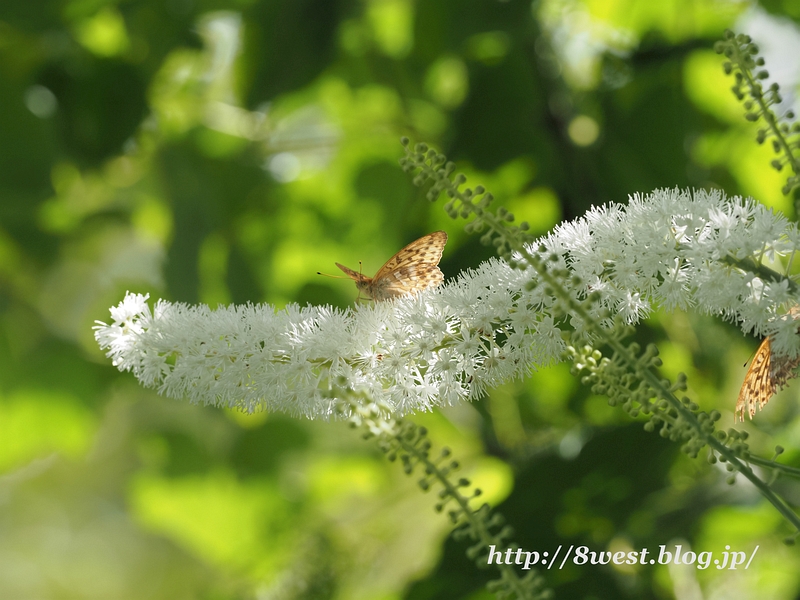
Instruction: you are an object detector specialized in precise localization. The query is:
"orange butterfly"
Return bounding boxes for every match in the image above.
[736,309,800,422]
[330,231,447,301]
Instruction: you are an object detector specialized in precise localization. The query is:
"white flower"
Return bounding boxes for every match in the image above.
[94,189,800,418]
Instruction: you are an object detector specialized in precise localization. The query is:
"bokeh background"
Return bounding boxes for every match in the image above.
[2,0,800,598]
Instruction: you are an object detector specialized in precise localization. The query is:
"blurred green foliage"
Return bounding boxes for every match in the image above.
[2,0,800,598]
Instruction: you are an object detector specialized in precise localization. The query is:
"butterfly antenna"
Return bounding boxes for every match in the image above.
[743,343,760,367]
[355,261,365,303]
[316,271,348,279]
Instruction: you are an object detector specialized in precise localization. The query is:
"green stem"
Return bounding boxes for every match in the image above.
[728,41,800,179]
[395,428,541,600]
[749,455,800,479]
[405,144,800,533]
[722,254,800,296]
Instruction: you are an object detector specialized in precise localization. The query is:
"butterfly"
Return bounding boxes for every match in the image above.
[736,309,800,422]
[329,231,447,301]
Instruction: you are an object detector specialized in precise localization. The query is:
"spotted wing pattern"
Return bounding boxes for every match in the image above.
[335,231,447,301]
[736,335,800,422]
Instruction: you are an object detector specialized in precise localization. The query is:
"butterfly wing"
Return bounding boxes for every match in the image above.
[735,336,800,422]
[736,337,774,422]
[370,231,447,300]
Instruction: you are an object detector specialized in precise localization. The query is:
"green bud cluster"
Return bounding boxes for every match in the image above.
[715,30,800,202]
[338,388,551,600]
[400,138,536,265]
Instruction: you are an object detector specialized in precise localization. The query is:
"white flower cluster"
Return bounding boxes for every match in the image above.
[94,188,800,418]
[549,187,800,354]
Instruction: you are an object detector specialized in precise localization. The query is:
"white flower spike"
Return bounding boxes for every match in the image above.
[94,189,800,418]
